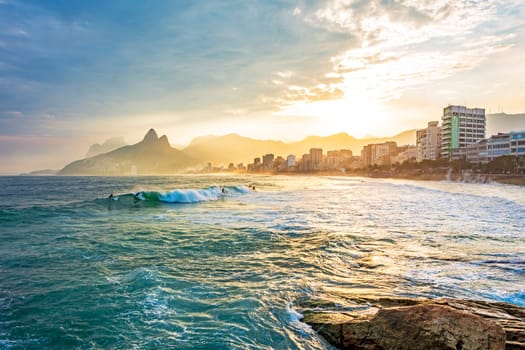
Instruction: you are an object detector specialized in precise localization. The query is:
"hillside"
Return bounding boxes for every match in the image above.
[58,128,419,173]
[183,130,417,166]
[183,133,289,165]
[487,113,525,136]
[59,129,193,175]
[85,136,127,158]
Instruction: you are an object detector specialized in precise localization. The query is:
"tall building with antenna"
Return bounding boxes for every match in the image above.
[440,105,485,159]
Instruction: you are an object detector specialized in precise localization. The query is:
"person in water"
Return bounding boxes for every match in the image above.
[109,193,114,199]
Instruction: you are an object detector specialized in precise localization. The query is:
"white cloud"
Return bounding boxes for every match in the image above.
[274,0,523,136]
[284,0,520,105]
[274,70,293,78]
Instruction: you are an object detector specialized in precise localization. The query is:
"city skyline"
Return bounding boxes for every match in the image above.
[1,1,525,173]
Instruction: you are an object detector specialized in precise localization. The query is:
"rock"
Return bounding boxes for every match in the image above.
[59,129,194,175]
[300,297,524,350]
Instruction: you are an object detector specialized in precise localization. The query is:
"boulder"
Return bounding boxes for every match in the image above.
[300,297,525,350]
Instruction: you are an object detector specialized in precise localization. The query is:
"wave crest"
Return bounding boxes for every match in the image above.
[118,185,250,204]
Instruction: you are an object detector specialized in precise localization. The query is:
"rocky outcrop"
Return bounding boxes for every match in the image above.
[299,297,525,350]
[59,129,194,175]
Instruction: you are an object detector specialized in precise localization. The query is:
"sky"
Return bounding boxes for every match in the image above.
[1,0,525,173]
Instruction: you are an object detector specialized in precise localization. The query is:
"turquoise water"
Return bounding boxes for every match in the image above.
[1,175,524,349]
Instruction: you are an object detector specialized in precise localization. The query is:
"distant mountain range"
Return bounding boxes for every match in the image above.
[20,169,59,176]
[59,129,192,175]
[58,128,416,175]
[487,113,525,136]
[85,136,127,158]
[56,112,525,175]
[182,130,416,166]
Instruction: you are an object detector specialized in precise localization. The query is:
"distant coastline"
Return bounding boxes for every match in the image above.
[15,168,525,186]
[202,168,525,186]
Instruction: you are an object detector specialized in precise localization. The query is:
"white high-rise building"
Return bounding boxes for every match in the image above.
[416,121,441,162]
[441,105,485,158]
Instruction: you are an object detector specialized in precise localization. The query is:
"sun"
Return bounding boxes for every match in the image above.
[275,95,394,138]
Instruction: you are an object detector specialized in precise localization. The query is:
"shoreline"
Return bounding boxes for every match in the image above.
[240,170,525,186]
[10,171,525,186]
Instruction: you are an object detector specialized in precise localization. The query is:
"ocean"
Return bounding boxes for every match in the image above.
[1,175,524,349]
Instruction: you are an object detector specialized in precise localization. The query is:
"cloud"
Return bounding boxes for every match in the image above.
[279,84,344,104]
[274,71,293,78]
[274,0,521,108]
[0,0,524,172]
[4,110,22,117]
[304,0,497,46]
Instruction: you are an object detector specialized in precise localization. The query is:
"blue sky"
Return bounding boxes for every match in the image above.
[1,0,525,173]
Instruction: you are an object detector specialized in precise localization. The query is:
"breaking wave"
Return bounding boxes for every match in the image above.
[112,185,250,204]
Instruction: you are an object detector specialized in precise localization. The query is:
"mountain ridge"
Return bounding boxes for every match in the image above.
[59,129,419,174]
[85,136,127,158]
[56,112,525,175]
[59,129,192,175]
[486,113,525,136]
[182,129,417,166]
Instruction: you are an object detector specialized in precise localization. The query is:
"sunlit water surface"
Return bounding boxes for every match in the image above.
[1,175,524,349]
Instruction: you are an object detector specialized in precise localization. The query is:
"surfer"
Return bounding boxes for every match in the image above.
[221,187,225,194]
[108,193,114,210]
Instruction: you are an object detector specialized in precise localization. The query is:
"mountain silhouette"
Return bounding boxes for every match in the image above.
[59,129,193,175]
[85,136,127,158]
[183,130,416,165]
[58,128,419,174]
[487,113,525,136]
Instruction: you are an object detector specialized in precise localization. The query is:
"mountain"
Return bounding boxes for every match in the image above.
[487,113,525,136]
[20,169,58,176]
[183,133,289,165]
[59,128,418,174]
[59,129,193,175]
[183,130,417,165]
[85,136,127,158]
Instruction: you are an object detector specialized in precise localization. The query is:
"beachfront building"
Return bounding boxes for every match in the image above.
[326,149,353,169]
[300,153,311,171]
[262,153,274,170]
[485,131,525,161]
[510,131,525,156]
[286,154,296,168]
[309,148,323,171]
[466,140,488,164]
[487,133,512,162]
[451,131,525,164]
[441,105,485,159]
[416,121,441,162]
[274,156,286,171]
[393,145,417,165]
[361,141,398,166]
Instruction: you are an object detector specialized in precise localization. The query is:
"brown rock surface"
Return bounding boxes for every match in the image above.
[300,297,525,350]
